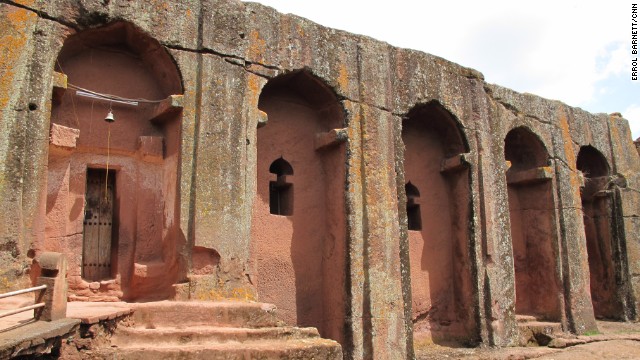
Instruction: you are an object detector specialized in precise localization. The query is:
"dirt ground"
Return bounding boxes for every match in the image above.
[3,296,639,359]
[415,321,640,360]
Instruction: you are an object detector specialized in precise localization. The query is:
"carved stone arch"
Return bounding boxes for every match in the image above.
[504,126,550,170]
[577,145,625,320]
[402,100,478,345]
[405,100,470,157]
[55,22,183,96]
[44,21,184,301]
[251,68,348,344]
[577,145,610,179]
[258,68,345,129]
[504,126,562,321]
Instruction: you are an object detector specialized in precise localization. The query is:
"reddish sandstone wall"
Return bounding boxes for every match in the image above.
[251,73,347,343]
[404,121,459,341]
[507,182,562,319]
[253,93,328,328]
[402,103,477,345]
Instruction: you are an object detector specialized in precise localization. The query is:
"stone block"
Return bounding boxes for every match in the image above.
[33,252,68,321]
[172,282,190,301]
[49,123,79,150]
[133,261,165,279]
[315,128,348,151]
[148,95,183,123]
[441,153,471,173]
[506,166,554,185]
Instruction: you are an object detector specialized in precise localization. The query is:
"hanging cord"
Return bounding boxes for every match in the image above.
[68,80,80,128]
[89,100,94,136]
[105,103,112,201]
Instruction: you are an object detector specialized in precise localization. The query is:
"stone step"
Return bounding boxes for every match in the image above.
[111,325,320,347]
[518,320,564,346]
[96,300,343,359]
[515,314,538,323]
[94,338,343,360]
[129,301,283,328]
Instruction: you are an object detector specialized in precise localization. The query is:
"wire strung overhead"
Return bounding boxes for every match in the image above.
[68,83,166,106]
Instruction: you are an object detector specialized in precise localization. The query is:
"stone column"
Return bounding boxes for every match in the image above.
[607,114,640,320]
[552,108,598,334]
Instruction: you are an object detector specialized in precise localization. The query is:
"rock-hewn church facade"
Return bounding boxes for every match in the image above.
[1,0,639,358]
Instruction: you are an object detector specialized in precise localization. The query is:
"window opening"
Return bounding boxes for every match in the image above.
[406,182,422,231]
[269,157,293,216]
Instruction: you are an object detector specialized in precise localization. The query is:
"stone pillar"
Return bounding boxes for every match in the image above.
[34,252,68,321]
[552,109,598,334]
[607,114,640,320]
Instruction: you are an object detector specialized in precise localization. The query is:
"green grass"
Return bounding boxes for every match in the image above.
[582,330,601,336]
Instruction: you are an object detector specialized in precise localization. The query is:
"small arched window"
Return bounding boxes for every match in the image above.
[269,157,293,216]
[406,182,422,231]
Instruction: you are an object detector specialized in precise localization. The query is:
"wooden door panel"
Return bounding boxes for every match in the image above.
[83,169,114,281]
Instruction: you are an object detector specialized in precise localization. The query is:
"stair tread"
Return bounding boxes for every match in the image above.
[113,325,319,341]
[96,339,343,360]
[130,300,276,310]
[518,321,562,327]
[93,301,343,359]
[118,325,315,332]
[110,337,339,350]
[129,300,283,328]
[515,315,538,322]
[120,325,318,333]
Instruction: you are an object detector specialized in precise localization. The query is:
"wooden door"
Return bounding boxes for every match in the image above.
[82,168,115,281]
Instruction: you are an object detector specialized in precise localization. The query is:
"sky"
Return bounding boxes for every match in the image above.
[244,0,640,140]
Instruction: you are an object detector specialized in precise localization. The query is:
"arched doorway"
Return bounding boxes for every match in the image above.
[250,70,347,343]
[577,146,622,319]
[504,127,561,320]
[45,22,183,301]
[403,101,477,344]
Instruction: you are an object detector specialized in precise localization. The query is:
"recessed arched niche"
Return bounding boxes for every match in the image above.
[250,70,347,344]
[402,101,477,345]
[45,21,183,301]
[577,146,622,319]
[504,127,561,320]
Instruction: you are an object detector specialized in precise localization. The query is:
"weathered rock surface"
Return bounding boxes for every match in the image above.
[0,1,639,359]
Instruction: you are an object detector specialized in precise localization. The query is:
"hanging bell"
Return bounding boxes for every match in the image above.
[104,110,115,123]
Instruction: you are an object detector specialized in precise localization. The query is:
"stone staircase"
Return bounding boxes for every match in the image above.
[516,314,564,346]
[91,301,342,359]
